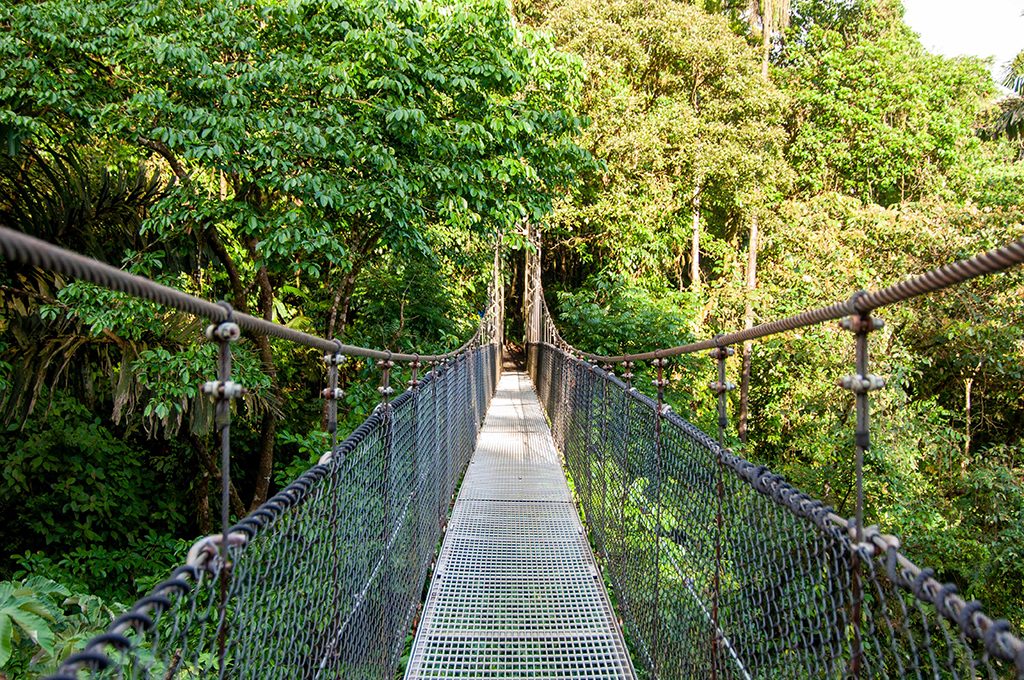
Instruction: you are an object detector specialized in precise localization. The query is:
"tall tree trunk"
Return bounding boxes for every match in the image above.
[690,185,702,293]
[963,375,973,471]
[962,360,981,474]
[738,214,759,442]
[189,433,245,520]
[738,0,782,441]
[320,266,362,429]
[761,4,771,79]
[246,239,280,511]
[196,471,211,534]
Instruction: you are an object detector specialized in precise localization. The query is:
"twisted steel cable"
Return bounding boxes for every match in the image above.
[0,225,479,361]
[530,342,1024,678]
[559,235,1024,363]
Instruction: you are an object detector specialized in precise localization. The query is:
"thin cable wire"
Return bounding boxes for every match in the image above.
[0,225,478,361]
[548,235,1024,363]
[529,342,1024,679]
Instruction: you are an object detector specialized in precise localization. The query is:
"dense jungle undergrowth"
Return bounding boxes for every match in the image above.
[1,0,1022,675]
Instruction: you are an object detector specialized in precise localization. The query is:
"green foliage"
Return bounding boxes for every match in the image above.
[1,0,588,620]
[0,576,119,677]
[530,0,789,287]
[527,0,1024,633]
[0,392,189,599]
[781,0,994,205]
[554,273,697,356]
[1002,49,1024,95]
[743,192,1024,624]
[0,0,1022,660]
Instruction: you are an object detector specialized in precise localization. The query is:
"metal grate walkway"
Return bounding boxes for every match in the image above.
[405,371,636,679]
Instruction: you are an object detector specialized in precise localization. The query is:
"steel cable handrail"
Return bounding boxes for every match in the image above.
[527,234,1024,676]
[543,235,1024,363]
[0,225,482,361]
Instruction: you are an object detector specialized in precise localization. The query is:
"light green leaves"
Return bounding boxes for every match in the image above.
[0,577,69,668]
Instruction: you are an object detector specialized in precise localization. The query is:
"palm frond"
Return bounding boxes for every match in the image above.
[1001,50,1024,95]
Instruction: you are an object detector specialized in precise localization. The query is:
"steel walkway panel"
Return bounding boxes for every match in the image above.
[405,371,636,679]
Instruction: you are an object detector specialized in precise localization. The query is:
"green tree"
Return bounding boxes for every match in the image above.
[780,0,993,205]
[523,0,788,327]
[983,49,1024,159]
[2,0,587,509]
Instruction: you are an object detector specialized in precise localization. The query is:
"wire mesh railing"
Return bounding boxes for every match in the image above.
[530,341,1023,679]
[50,344,499,680]
[0,226,504,679]
[525,231,1024,679]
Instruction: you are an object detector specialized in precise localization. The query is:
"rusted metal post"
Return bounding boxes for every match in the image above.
[707,340,735,677]
[839,299,885,677]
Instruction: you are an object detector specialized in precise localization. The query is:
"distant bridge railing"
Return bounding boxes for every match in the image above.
[0,226,503,679]
[526,234,1024,679]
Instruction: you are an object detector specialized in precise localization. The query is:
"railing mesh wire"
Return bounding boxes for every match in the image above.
[49,343,500,680]
[529,341,1024,680]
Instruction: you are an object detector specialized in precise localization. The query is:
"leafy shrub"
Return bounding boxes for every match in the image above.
[0,576,119,678]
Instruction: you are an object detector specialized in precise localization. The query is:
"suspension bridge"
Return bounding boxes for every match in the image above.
[1,224,1023,679]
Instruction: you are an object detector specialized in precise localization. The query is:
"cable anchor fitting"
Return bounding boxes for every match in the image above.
[621,360,635,389]
[652,356,670,413]
[838,374,887,393]
[186,532,249,574]
[408,356,422,389]
[839,301,885,544]
[708,380,737,395]
[320,343,346,465]
[201,380,247,399]
[709,339,734,446]
[202,305,244,399]
[321,349,347,401]
[378,353,395,404]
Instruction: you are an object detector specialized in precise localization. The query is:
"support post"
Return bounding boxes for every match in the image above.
[839,301,885,677]
[709,342,736,448]
[319,342,346,465]
[378,353,395,541]
[201,305,244,559]
[651,354,670,676]
[200,303,244,671]
[708,340,735,677]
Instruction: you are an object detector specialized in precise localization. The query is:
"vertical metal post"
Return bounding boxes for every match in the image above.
[429,359,442,526]
[651,354,669,676]
[321,342,345,462]
[201,306,243,559]
[408,356,422,562]
[839,302,885,677]
[708,341,735,677]
[709,343,736,447]
[599,363,612,558]
[201,303,243,672]
[318,341,345,668]
[378,353,394,542]
[616,359,631,598]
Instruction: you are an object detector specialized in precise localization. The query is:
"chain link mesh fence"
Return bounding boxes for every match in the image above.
[49,343,500,680]
[529,341,1024,680]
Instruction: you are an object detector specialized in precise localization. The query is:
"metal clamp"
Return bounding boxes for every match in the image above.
[408,355,422,389]
[185,532,248,573]
[201,380,246,399]
[378,353,395,402]
[841,315,885,333]
[621,361,634,388]
[651,357,669,390]
[839,374,886,393]
[708,380,737,395]
[708,346,735,360]
[323,351,347,366]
